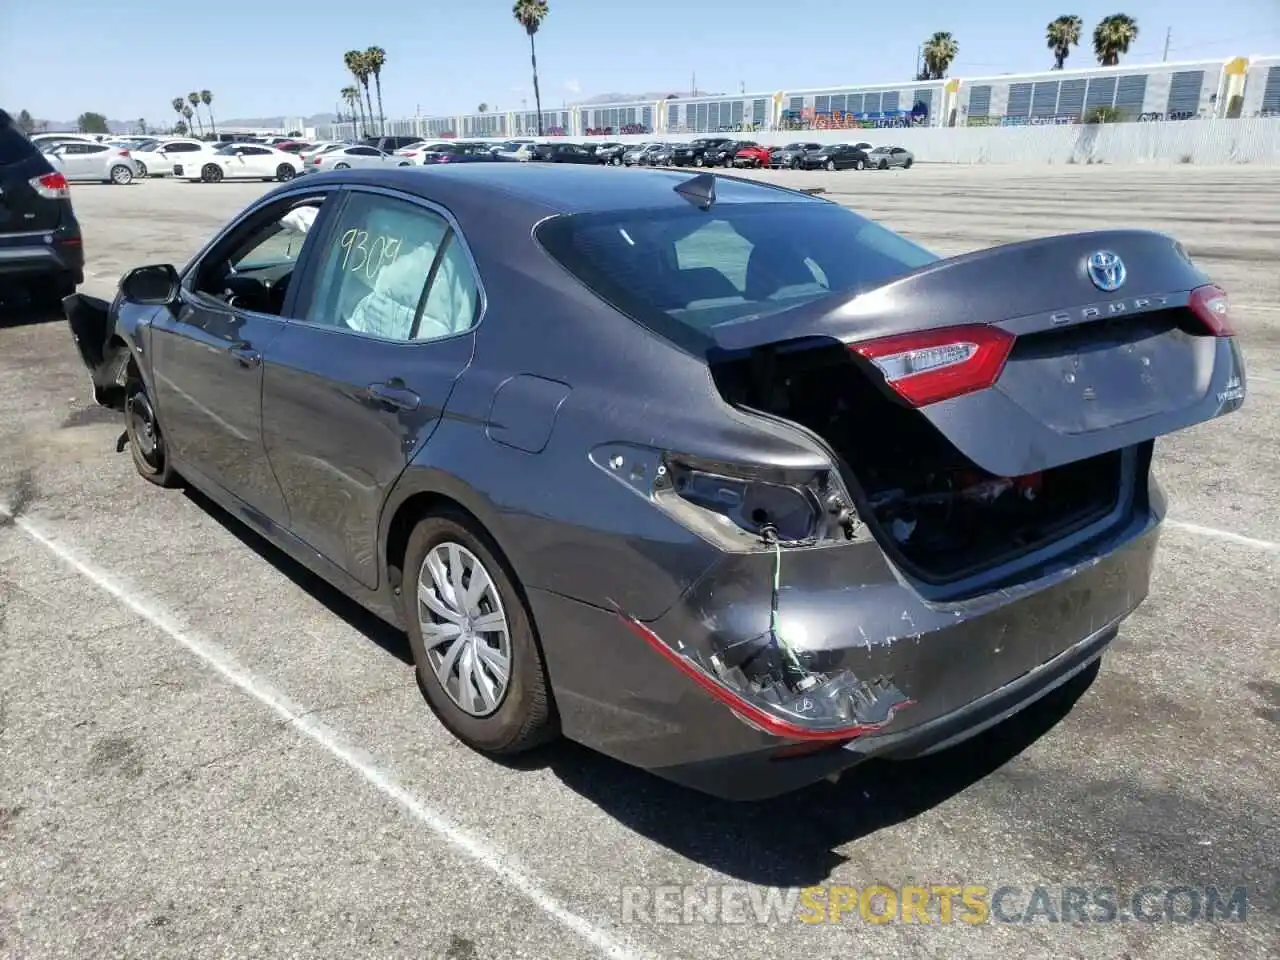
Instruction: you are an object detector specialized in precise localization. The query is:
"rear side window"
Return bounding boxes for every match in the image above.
[536,201,936,345]
[304,192,480,342]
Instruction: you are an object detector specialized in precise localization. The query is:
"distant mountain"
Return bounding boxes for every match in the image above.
[220,113,338,129]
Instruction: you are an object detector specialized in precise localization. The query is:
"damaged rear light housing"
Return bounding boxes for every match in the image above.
[653,453,858,549]
[618,614,914,741]
[851,324,1014,408]
[1188,283,1235,337]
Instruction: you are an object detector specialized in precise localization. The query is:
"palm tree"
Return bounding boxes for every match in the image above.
[200,90,217,138]
[136,118,147,135]
[365,46,387,136]
[174,120,188,136]
[341,86,362,133]
[1093,14,1139,66]
[181,104,194,137]
[187,92,205,136]
[344,50,374,137]
[171,97,186,133]
[921,31,959,80]
[513,0,549,135]
[1046,16,1083,69]
[478,103,489,113]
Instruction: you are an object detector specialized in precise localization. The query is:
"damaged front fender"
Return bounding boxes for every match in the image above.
[63,292,148,411]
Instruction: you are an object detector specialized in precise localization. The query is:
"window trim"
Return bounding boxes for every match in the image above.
[284,183,487,346]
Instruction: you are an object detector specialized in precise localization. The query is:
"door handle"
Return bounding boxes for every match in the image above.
[229,342,261,368]
[367,381,421,411]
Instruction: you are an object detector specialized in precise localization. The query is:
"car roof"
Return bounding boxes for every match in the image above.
[303,163,824,215]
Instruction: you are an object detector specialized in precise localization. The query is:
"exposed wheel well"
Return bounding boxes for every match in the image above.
[385,491,488,594]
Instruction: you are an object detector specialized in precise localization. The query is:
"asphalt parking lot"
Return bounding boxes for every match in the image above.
[1,165,1276,960]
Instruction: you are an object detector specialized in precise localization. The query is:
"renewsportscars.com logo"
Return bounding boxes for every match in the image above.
[620,883,1252,926]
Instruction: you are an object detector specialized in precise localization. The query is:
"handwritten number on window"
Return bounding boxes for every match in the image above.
[339,228,402,280]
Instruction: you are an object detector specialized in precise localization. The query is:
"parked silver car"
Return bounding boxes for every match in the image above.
[304,144,394,173]
[43,141,142,184]
[866,145,915,169]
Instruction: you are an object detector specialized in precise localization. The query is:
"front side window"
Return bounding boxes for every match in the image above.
[191,197,328,314]
[303,192,479,342]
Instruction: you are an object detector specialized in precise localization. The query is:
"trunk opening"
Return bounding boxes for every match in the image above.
[711,342,1132,585]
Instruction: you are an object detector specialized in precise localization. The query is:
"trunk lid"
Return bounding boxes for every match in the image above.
[708,230,1247,477]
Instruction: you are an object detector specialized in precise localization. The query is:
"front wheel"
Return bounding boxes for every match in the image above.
[276,164,296,181]
[125,378,179,487]
[694,156,704,167]
[903,158,913,169]
[879,160,889,170]
[201,163,223,183]
[109,164,134,185]
[825,159,836,171]
[404,511,556,754]
[135,162,148,177]
[611,156,622,166]
[853,158,866,171]
[790,158,800,169]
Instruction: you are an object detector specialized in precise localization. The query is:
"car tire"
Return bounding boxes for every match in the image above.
[825,159,836,171]
[334,162,350,170]
[694,156,704,167]
[879,160,889,170]
[125,376,179,487]
[398,161,411,167]
[276,164,296,182]
[403,510,556,754]
[611,156,621,166]
[136,162,148,177]
[790,158,800,169]
[854,159,865,171]
[109,164,134,185]
[903,158,913,169]
[201,164,223,183]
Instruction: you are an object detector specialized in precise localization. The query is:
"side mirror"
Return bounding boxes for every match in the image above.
[121,264,180,305]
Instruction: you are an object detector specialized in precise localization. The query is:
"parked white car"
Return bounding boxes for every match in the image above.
[132,138,207,177]
[172,143,304,183]
[303,144,394,173]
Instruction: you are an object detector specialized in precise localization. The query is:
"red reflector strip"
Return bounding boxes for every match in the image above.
[1188,284,1235,337]
[617,615,913,742]
[850,324,1015,408]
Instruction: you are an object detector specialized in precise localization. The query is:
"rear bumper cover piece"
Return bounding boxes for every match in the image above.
[530,486,1162,801]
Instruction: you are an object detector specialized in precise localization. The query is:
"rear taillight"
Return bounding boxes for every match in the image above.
[118,149,131,156]
[1188,284,1235,337]
[29,172,71,199]
[851,324,1015,408]
[312,156,323,164]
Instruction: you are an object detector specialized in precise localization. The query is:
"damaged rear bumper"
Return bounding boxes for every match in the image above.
[531,483,1162,801]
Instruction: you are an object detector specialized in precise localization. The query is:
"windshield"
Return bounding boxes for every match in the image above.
[536,201,937,348]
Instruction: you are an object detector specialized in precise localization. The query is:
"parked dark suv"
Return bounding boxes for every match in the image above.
[364,135,423,153]
[0,109,84,303]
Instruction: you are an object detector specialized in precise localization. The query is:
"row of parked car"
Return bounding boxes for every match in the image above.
[22,129,915,186]
[611,137,916,171]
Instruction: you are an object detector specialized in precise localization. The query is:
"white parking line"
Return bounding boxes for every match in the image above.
[1166,519,1279,552]
[0,507,653,960]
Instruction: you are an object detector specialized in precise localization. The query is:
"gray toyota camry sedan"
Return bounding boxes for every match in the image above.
[64,164,1246,799]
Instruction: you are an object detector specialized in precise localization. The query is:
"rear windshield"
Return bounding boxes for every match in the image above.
[536,200,936,350]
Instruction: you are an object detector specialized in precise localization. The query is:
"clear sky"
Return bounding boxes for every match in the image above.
[2,0,1278,123]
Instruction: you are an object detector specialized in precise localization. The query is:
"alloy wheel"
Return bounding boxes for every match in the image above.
[418,542,512,718]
